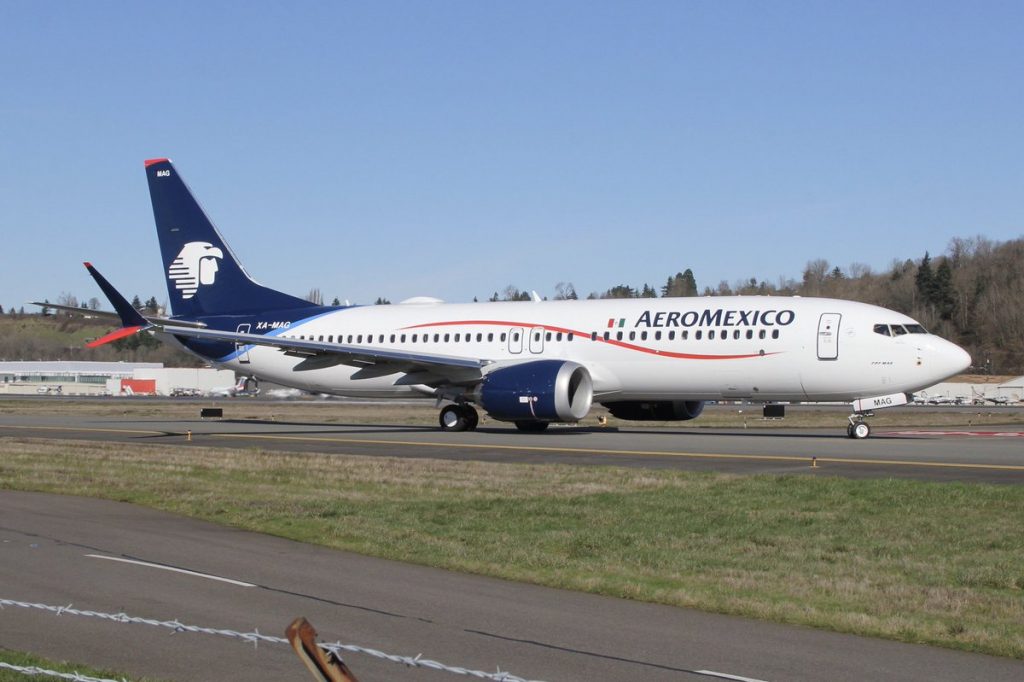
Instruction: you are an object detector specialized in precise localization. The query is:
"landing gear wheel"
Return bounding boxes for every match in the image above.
[439,404,479,432]
[463,405,479,431]
[439,405,468,432]
[847,421,872,438]
[514,420,549,433]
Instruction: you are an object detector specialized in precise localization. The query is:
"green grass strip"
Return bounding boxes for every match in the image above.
[0,648,154,682]
[2,438,1023,659]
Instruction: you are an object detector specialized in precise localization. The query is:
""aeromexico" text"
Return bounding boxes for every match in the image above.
[635,309,796,328]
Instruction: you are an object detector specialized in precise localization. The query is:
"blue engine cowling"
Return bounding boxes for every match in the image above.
[602,400,705,421]
[478,360,593,423]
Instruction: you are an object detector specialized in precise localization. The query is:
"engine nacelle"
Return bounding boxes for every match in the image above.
[602,400,705,421]
[478,360,593,423]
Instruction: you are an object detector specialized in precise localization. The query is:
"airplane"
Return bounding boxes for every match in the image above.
[38,158,972,439]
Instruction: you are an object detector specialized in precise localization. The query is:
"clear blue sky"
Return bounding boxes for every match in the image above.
[2,2,1021,310]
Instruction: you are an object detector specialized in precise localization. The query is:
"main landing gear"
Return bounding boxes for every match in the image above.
[439,403,479,432]
[846,413,872,439]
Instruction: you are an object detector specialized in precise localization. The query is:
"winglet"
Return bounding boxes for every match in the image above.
[83,260,149,329]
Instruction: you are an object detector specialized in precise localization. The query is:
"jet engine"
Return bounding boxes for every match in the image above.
[602,400,705,421]
[478,360,593,423]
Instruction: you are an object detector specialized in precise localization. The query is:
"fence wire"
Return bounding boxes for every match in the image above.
[0,661,123,682]
[0,598,547,682]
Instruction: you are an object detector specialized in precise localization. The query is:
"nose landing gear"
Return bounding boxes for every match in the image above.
[847,413,872,439]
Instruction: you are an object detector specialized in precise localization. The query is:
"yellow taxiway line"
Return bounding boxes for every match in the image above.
[209,432,1024,472]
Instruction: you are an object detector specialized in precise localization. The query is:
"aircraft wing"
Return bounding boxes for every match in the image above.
[159,325,487,384]
[30,302,209,329]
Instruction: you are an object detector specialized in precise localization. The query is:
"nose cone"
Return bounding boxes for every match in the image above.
[939,340,972,379]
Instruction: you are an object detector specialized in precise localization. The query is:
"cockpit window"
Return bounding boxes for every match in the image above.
[873,324,891,336]
[891,325,908,335]
[905,324,928,334]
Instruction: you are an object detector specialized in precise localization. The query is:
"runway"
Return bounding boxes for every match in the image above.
[2,490,1022,682]
[2,410,1024,484]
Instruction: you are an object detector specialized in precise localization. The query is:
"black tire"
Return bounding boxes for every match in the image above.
[514,420,549,433]
[439,405,468,432]
[851,421,871,439]
[463,405,479,431]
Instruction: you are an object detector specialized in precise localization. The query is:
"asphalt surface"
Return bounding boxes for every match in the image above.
[2,490,1022,682]
[2,408,1024,484]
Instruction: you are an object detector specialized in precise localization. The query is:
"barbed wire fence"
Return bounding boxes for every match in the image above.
[0,598,548,682]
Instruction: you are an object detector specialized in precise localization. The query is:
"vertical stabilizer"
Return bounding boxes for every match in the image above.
[145,158,313,317]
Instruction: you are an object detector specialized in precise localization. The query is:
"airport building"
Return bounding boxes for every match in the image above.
[0,361,235,397]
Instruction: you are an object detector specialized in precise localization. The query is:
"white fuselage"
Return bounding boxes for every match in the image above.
[169,296,971,406]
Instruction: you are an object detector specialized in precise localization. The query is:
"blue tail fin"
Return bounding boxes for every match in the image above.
[145,158,313,317]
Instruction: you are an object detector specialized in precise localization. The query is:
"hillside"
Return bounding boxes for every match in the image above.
[0,314,202,366]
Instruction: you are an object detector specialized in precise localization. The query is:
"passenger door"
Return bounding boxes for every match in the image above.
[817,313,841,360]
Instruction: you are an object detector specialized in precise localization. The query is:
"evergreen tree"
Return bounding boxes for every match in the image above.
[932,259,956,320]
[331,297,341,306]
[131,295,143,310]
[915,252,933,304]
[640,283,657,298]
[680,268,697,296]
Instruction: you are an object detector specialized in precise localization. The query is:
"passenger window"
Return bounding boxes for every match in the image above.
[499,333,505,342]
[603,331,610,341]
[709,330,716,340]
[640,331,648,341]
[567,332,573,341]
[668,331,675,340]
[733,330,740,339]
[379,334,384,343]
[591,332,598,341]
[696,330,702,340]
[681,330,688,340]
[772,329,779,339]
[758,330,766,339]
[390,334,396,343]
[629,331,636,341]
[556,332,563,341]
[477,333,483,342]
[412,334,417,342]
[655,331,661,341]
[616,331,623,341]
[513,332,520,342]
[454,333,460,342]
[746,330,753,339]
[444,333,450,342]
[357,335,363,343]
[401,334,406,343]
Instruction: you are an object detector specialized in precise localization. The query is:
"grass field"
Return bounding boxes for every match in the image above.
[2,436,1023,660]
